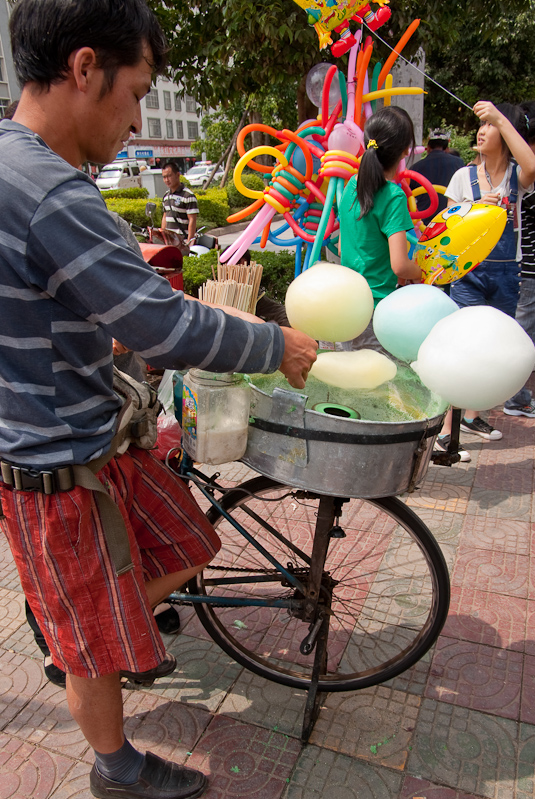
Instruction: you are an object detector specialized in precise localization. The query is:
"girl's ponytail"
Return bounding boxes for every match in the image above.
[356,106,415,219]
[357,142,387,218]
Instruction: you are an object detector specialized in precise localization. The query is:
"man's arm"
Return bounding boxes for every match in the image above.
[187,212,196,243]
[27,180,292,378]
[160,194,168,230]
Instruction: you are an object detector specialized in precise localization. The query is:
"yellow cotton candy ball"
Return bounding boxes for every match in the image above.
[310,350,397,390]
[285,262,374,342]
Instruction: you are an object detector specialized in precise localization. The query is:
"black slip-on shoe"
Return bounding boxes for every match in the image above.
[154,605,181,636]
[44,658,67,688]
[119,654,177,687]
[90,751,207,799]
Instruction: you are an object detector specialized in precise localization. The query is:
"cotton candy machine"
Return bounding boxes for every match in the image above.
[242,366,448,498]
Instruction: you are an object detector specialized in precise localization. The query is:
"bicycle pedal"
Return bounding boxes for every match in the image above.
[329,525,346,539]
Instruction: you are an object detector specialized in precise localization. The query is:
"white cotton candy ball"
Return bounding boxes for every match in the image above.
[411,306,535,409]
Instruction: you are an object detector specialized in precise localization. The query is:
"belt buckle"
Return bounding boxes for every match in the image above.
[12,466,55,494]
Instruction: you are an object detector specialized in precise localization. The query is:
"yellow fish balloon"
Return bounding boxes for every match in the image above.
[416,203,507,285]
[292,0,369,48]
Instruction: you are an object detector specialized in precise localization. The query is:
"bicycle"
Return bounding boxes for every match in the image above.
[167,446,450,741]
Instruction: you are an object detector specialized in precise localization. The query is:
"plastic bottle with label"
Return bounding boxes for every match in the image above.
[182,370,251,465]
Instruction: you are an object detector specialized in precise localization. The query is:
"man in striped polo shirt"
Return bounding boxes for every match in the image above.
[0,2,317,798]
[162,161,199,243]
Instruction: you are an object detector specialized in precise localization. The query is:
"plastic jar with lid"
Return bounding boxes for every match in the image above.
[182,370,251,465]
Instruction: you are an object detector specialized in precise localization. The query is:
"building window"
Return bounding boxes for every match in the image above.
[187,121,199,140]
[145,89,159,109]
[166,119,174,139]
[185,95,196,114]
[174,94,182,112]
[0,61,4,82]
[0,99,10,117]
[176,120,184,139]
[148,118,162,138]
[163,90,171,111]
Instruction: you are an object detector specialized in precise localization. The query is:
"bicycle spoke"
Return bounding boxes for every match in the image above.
[192,477,449,691]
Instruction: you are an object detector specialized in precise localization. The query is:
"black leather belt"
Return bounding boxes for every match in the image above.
[0,460,75,495]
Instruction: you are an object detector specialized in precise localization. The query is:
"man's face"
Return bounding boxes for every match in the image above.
[84,43,153,165]
[162,167,181,192]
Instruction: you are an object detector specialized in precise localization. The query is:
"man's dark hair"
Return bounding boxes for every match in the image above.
[428,139,448,151]
[2,100,19,120]
[10,0,167,92]
[163,161,180,174]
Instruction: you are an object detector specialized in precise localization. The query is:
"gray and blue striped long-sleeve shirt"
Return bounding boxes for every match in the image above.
[0,120,284,468]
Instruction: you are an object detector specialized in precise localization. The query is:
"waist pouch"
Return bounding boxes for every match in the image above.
[0,368,164,576]
[112,367,163,453]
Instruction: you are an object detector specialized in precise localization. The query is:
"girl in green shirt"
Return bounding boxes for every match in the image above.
[340,106,421,309]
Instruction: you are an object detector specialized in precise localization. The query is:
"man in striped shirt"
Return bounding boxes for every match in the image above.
[0,2,316,798]
[162,161,199,243]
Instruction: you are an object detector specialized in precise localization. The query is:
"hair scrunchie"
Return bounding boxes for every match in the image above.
[366,139,379,150]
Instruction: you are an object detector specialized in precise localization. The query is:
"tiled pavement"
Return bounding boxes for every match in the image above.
[2,385,535,799]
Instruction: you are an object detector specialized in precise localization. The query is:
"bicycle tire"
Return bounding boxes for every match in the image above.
[189,476,450,692]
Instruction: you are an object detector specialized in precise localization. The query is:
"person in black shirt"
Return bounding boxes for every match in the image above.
[410,129,465,226]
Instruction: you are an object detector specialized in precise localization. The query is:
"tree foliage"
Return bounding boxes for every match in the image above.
[422,2,535,132]
[146,0,323,112]
[147,0,533,141]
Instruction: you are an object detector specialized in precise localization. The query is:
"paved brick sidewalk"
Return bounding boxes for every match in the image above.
[1,384,535,799]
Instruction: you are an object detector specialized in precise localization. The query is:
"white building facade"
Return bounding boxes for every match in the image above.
[0,1,20,114]
[120,76,204,172]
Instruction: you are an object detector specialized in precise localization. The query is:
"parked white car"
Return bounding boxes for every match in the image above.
[184,164,225,188]
[96,160,143,191]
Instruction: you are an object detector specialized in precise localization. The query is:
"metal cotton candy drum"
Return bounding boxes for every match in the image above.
[242,383,447,499]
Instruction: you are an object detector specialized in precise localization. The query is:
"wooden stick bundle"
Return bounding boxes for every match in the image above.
[199,258,263,315]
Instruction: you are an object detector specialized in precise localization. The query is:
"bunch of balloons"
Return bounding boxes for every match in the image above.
[220,14,434,273]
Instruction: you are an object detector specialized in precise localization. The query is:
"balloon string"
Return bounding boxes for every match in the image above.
[362,22,473,113]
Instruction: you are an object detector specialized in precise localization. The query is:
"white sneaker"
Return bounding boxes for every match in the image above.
[460,416,502,440]
[433,435,471,463]
[503,399,535,418]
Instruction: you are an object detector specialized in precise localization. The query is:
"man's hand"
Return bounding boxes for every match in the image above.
[112,340,130,355]
[279,327,317,389]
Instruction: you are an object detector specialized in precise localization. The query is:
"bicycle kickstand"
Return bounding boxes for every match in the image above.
[300,494,338,742]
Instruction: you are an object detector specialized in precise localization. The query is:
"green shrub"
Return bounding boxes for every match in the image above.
[104,197,163,227]
[249,250,295,302]
[226,173,265,209]
[183,249,296,302]
[193,186,229,227]
[182,250,218,296]
[100,187,149,200]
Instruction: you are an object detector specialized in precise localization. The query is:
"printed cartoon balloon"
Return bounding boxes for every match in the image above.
[412,306,535,409]
[291,0,391,53]
[416,203,507,285]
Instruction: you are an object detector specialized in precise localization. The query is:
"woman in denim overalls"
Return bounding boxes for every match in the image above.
[435,101,535,455]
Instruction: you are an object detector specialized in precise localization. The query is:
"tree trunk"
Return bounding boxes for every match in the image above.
[249,109,269,167]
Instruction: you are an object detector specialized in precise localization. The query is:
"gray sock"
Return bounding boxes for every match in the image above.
[94,738,144,785]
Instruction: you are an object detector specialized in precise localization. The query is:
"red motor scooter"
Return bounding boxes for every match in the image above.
[134,202,187,291]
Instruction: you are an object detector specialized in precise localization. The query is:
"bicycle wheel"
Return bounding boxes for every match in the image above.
[189,476,450,691]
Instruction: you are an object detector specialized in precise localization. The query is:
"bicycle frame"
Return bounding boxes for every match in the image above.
[169,453,310,609]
